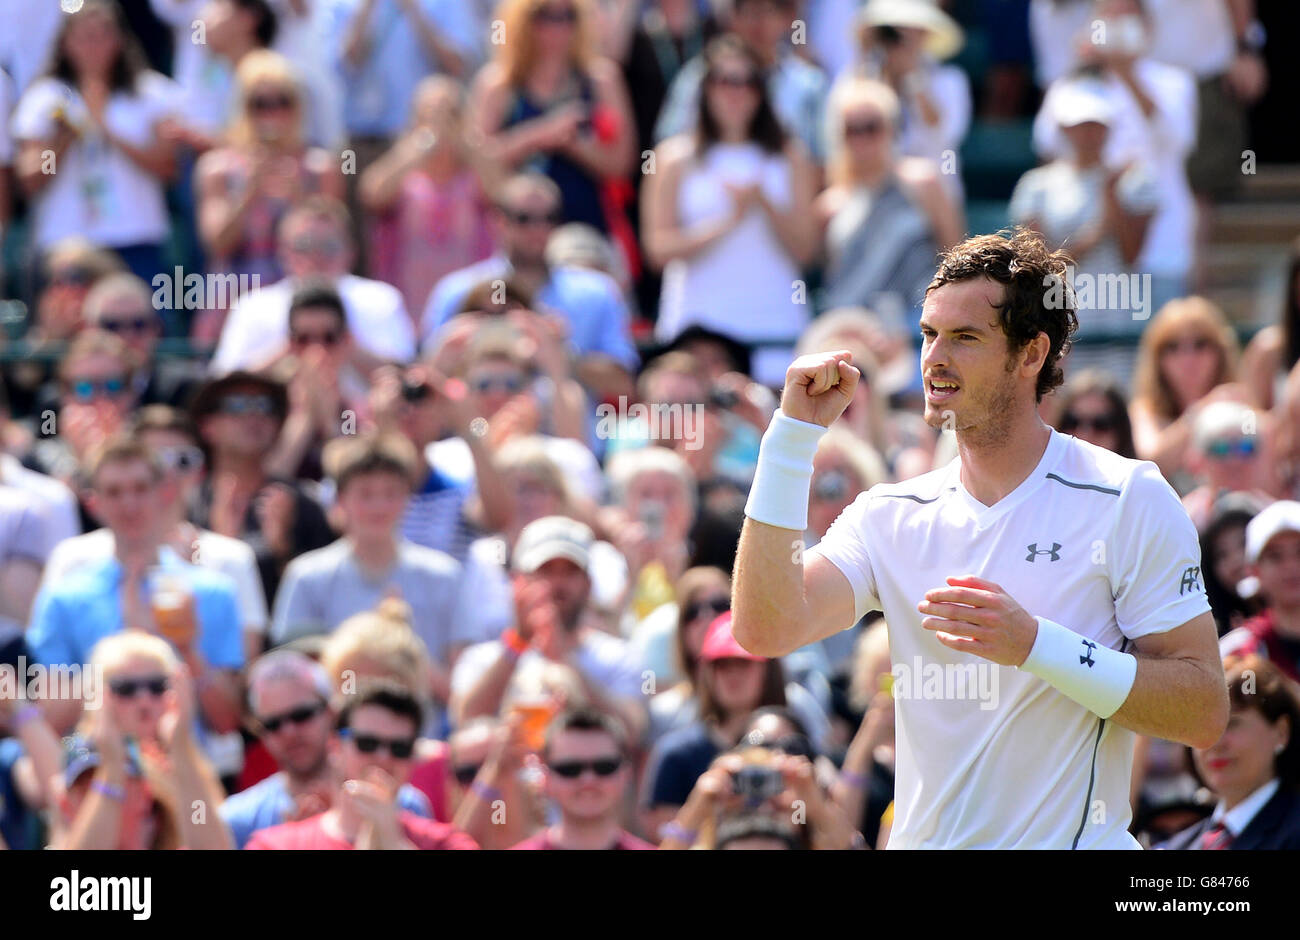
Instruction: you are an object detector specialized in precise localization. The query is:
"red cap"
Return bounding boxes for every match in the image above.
[699,611,766,663]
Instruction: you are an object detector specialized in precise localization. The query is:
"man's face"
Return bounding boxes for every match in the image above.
[528,558,590,630]
[497,190,560,266]
[466,356,527,419]
[543,729,627,822]
[920,279,1032,437]
[201,0,249,56]
[280,217,353,279]
[1252,531,1300,609]
[289,308,350,370]
[338,705,418,785]
[730,0,793,56]
[90,459,161,543]
[90,294,161,362]
[62,352,134,431]
[1198,433,1261,492]
[809,452,858,539]
[625,470,690,542]
[254,679,331,779]
[200,384,281,457]
[337,471,410,541]
[447,723,495,810]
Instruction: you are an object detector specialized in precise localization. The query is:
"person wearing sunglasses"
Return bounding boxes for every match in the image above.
[817,77,961,321]
[510,706,654,850]
[1051,369,1137,459]
[1182,401,1279,533]
[246,678,478,849]
[220,649,435,848]
[211,195,415,374]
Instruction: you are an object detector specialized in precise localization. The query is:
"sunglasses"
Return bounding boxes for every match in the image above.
[452,763,483,786]
[258,701,326,734]
[100,314,155,335]
[812,469,850,502]
[844,118,885,137]
[708,71,760,90]
[49,266,96,288]
[288,235,346,256]
[1206,437,1257,459]
[67,376,128,402]
[1161,337,1214,356]
[684,596,730,622]
[290,329,342,348]
[471,374,526,395]
[533,5,577,24]
[502,208,562,227]
[548,756,624,779]
[217,393,276,416]
[109,675,170,699]
[155,444,204,474]
[248,93,296,113]
[1060,413,1117,434]
[341,729,416,759]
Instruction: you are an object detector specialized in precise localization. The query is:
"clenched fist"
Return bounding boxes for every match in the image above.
[780,350,860,428]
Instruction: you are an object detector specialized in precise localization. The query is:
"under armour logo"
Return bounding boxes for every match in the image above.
[1179,566,1202,595]
[1080,640,1096,667]
[1026,542,1061,562]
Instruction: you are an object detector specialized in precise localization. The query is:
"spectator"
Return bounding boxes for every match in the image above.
[0,668,64,850]
[245,678,479,848]
[1129,296,1243,486]
[194,49,344,322]
[83,273,204,408]
[639,610,786,839]
[1199,494,1265,637]
[816,77,960,326]
[23,239,126,348]
[11,0,179,283]
[1158,656,1300,850]
[451,515,646,737]
[512,706,654,849]
[1221,502,1300,682]
[1033,0,1198,311]
[26,437,245,735]
[1049,369,1138,458]
[42,407,270,664]
[644,35,817,388]
[1010,80,1157,383]
[420,172,639,396]
[0,487,53,643]
[210,196,415,370]
[189,370,335,604]
[830,620,895,848]
[220,648,435,847]
[447,715,545,849]
[468,0,636,238]
[654,0,829,164]
[850,0,971,197]
[51,632,233,849]
[360,76,496,318]
[0,381,80,547]
[270,433,472,703]
[1240,236,1300,411]
[1181,401,1278,532]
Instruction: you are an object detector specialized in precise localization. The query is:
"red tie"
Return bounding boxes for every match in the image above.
[1199,820,1233,850]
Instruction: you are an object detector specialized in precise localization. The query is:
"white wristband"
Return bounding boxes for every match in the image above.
[744,408,826,531]
[1020,617,1136,719]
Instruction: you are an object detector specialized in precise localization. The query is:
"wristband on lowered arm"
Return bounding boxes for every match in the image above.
[1019,617,1137,719]
[744,409,828,532]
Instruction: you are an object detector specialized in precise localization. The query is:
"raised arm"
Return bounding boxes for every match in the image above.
[732,351,862,658]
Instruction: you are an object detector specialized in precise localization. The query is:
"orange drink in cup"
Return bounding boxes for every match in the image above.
[510,700,558,753]
[148,570,197,650]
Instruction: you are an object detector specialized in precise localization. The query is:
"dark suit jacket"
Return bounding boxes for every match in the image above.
[1157,784,1300,850]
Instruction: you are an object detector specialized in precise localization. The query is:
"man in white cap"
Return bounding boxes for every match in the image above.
[1181,401,1277,531]
[1221,501,1300,682]
[450,516,647,739]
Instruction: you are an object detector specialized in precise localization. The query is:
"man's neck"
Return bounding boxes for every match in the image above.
[212,453,266,487]
[1269,605,1300,639]
[550,817,622,850]
[955,411,1052,508]
[115,534,161,566]
[507,257,549,290]
[349,533,400,573]
[220,37,258,68]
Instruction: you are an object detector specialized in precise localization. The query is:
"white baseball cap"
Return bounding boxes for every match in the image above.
[1051,81,1117,128]
[512,515,594,574]
[1245,500,1300,564]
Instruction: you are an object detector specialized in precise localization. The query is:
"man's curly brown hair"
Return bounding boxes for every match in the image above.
[926,227,1079,402]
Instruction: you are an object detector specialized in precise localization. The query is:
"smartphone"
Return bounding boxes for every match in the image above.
[638,500,665,542]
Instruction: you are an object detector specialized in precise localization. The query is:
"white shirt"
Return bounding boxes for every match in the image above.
[1034,62,1197,278]
[10,73,181,248]
[210,273,415,373]
[1143,0,1236,78]
[808,430,1211,848]
[1213,777,1279,837]
[0,454,79,550]
[0,0,62,93]
[41,527,270,635]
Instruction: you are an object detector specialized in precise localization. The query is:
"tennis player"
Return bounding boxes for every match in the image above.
[732,229,1228,848]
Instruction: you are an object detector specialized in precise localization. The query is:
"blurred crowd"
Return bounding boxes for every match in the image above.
[0,0,1298,851]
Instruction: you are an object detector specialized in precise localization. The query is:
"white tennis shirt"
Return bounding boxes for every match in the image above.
[808,429,1211,848]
